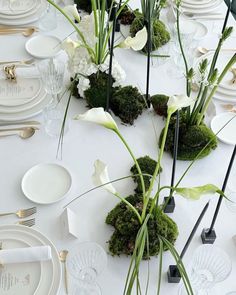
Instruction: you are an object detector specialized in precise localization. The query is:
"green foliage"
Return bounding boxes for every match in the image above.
[74,0,113,13]
[110,86,146,125]
[84,71,119,108]
[130,156,162,193]
[159,114,218,161]
[106,195,178,257]
[151,94,169,117]
[130,16,170,52]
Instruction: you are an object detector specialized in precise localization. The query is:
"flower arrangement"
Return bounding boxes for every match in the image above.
[65,95,225,294]
[156,0,236,160]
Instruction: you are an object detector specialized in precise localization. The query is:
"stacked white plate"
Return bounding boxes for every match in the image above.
[194,51,236,103]
[0,0,47,25]
[0,224,61,295]
[0,67,51,121]
[180,0,223,15]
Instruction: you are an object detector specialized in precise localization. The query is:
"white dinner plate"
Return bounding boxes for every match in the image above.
[0,224,61,295]
[182,0,213,5]
[25,35,61,59]
[0,87,46,114]
[181,0,220,9]
[22,163,72,205]
[216,86,236,97]
[211,112,236,145]
[0,0,36,15]
[213,92,236,103]
[0,1,47,25]
[0,94,51,121]
[0,77,43,107]
[0,0,41,19]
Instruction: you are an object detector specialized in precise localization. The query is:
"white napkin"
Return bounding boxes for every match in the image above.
[0,246,52,265]
[0,67,39,80]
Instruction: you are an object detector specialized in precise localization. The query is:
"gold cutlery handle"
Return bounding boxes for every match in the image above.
[0,212,14,217]
[64,264,69,294]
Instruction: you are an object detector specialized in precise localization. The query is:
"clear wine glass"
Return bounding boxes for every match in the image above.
[66,242,107,294]
[37,58,66,137]
[179,245,232,295]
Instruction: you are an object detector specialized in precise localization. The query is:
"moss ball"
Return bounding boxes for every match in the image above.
[119,6,136,25]
[106,195,178,257]
[130,156,162,193]
[74,0,113,13]
[110,86,146,125]
[159,114,218,161]
[151,94,169,117]
[130,16,170,52]
[84,71,119,109]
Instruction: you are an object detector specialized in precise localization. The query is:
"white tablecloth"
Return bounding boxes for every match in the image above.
[0,1,236,294]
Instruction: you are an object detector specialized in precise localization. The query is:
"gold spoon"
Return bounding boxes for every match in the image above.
[59,250,69,294]
[0,127,38,139]
[0,27,37,37]
[0,58,34,66]
[197,46,236,55]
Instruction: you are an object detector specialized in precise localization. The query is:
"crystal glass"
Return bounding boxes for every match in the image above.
[39,2,57,31]
[37,58,66,137]
[70,280,102,295]
[179,245,232,295]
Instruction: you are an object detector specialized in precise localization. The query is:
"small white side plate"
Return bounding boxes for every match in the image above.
[25,35,61,59]
[211,112,236,145]
[22,163,72,204]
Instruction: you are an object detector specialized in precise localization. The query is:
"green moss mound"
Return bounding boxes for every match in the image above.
[84,71,119,109]
[130,16,170,52]
[130,156,162,193]
[159,114,218,161]
[151,94,169,117]
[106,195,178,257]
[74,0,113,13]
[119,6,136,25]
[110,86,146,125]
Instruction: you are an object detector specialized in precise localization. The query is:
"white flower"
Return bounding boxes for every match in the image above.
[119,27,147,51]
[77,77,90,97]
[63,4,80,23]
[92,160,116,194]
[61,38,80,59]
[167,94,194,114]
[74,107,118,132]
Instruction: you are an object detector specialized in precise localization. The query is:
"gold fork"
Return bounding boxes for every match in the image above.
[0,207,37,218]
[17,218,35,227]
[0,58,35,66]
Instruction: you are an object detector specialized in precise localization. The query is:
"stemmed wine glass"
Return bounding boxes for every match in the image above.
[37,58,66,137]
[179,245,232,295]
[66,242,107,295]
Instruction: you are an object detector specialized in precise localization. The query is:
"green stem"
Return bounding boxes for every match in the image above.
[197,53,236,125]
[115,130,146,201]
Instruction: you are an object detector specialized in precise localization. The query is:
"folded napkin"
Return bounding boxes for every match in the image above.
[0,67,40,80]
[0,246,52,265]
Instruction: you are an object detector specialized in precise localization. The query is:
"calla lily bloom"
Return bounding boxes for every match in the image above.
[74,107,118,132]
[167,94,194,114]
[63,4,80,23]
[92,160,117,194]
[119,27,148,51]
[61,38,80,58]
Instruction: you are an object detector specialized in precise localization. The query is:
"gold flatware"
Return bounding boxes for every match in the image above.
[0,27,37,37]
[197,46,236,55]
[0,127,39,139]
[0,207,37,218]
[59,250,69,294]
[0,121,40,127]
[230,68,236,85]
[0,58,34,66]
[17,218,35,227]
[222,104,236,112]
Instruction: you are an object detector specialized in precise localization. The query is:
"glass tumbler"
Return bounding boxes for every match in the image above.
[39,2,57,31]
[37,58,66,137]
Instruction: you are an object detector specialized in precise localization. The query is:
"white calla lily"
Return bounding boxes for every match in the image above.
[119,27,147,51]
[74,107,118,132]
[92,160,117,194]
[61,38,80,58]
[63,4,80,22]
[167,94,194,114]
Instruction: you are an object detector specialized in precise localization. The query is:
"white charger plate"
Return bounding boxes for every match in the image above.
[0,1,47,25]
[0,94,51,121]
[0,0,36,15]
[216,86,236,97]
[181,0,220,9]
[0,0,41,19]
[22,163,72,205]
[182,0,222,13]
[25,35,61,59]
[211,112,236,145]
[0,224,61,295]
[182,0,212,5]
[213,92,236,103]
